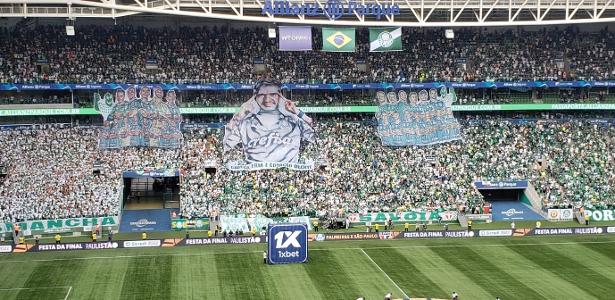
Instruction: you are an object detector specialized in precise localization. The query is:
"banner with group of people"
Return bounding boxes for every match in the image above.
[376,87,462,146]
[219,214,312,232]
[95,85,183,149]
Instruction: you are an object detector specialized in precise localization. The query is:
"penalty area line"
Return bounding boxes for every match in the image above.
[360,248,409,299]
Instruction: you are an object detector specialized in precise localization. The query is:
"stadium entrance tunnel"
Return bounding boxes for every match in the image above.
[479,188,521,202]
[122,170,180,210]
[118,170,180,232]
[475,180,545,221]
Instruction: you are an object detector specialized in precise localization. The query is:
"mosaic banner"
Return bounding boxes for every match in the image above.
[223,80,316,171]
[376,88,462,146]
[97,85,183,149]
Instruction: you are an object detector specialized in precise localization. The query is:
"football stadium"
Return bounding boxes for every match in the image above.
[0,1,615,299]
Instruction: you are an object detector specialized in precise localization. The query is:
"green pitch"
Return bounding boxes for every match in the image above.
[1,235,615,299]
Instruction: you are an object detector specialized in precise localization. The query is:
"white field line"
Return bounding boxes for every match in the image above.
[0,239,614,264]
[63,286,72,300]
[0,285,72,299]
[0,286,71,291]
[360,248,409,299]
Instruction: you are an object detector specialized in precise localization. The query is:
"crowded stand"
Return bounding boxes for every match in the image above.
[0,23,614,225]
[0,25,613,85]
[0,114,613,223]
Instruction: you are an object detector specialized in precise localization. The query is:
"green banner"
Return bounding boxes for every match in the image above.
[171,218,210,230]
[453,103,615,111]
[220,215,312,232]
[584,209,615,221]
[0,108,99,116]
[350,211,459,223]
[369,27,402,52]
[2,104,615,117]
[0,216,119,234]
[322,28,355,52]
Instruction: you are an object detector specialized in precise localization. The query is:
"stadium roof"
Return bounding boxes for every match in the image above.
[0,0,614,26]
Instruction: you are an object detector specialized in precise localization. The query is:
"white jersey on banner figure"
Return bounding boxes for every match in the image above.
[223,80,315,170]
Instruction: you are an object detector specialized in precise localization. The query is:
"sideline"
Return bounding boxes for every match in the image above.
[0,285,73,300]
[0,239,614,264]
[360,248,409,298]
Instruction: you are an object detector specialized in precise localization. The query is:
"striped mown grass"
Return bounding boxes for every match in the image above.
[1,235,615,299]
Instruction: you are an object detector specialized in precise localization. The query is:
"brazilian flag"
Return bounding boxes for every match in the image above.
[322,28,355,52]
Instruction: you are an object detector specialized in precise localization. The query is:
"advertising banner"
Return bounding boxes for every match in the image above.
[474,180,529,189]
[402,230,475,238]
[119,210,171,232]
[182,236,265,246]
[491,201,544,221]
[122,169,179,178]
[123,240,162,248]
[261,0,401,19]
[309,232,381,241]
[0,81,614,92]
[4,104,615,118]
[171,218,210,231]
[465,214,493,222]
[478,229,513,237]
[0,216,119,234]
[32,242,121,252]
[11,239,175,253]
[0,245,13,253]
[268,224,308,264]
[529,227,605,236]
[547,209,574,221]
[278,26,312,51]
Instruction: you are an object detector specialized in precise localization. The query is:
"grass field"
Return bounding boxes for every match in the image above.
[1,235,615,299]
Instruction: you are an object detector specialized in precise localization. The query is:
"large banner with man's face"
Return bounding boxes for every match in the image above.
[223,80,315,171]
[96,85,183,149]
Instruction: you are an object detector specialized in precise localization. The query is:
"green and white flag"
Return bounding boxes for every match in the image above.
[322,28,355,52]
[369,27,402,52]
